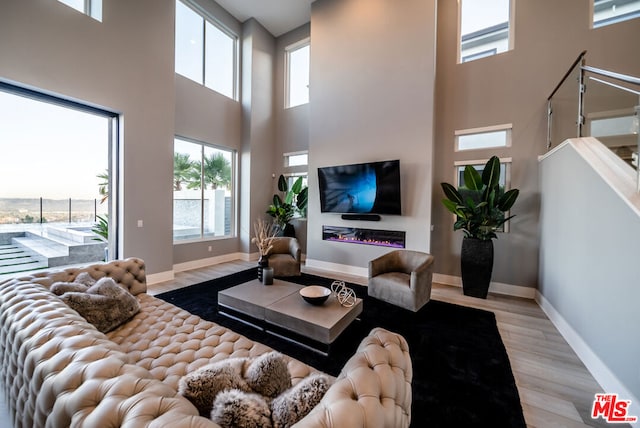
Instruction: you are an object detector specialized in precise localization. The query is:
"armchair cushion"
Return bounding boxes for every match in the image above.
[368,250,434,312]
[266,237,301,277]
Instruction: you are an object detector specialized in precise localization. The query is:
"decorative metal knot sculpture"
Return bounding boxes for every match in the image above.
[331,280,356,307]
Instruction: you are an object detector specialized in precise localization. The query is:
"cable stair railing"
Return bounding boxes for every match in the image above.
[547,50,640,191]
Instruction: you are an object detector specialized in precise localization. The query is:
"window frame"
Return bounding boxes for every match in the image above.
[56,0,102,21]
[455,124,513,152]
[173,136,237,243]
[591,0,640,28]
[457,0,515,64]
[284,38,311,109]
[175,0,239,100]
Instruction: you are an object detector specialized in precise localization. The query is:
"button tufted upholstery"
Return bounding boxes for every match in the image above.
[0,258,413,428]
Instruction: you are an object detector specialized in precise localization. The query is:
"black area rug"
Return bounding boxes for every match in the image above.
[156,269,526,428]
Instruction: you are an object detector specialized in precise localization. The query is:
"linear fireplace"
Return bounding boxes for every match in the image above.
[322,225,406,248]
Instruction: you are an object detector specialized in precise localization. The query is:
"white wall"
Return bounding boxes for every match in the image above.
[306,0,437,275]
[539,139,640,413]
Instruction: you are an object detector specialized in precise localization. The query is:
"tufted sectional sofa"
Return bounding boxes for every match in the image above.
[0,258,413,428]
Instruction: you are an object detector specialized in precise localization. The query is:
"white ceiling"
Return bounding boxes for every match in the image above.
[213,0,313,37]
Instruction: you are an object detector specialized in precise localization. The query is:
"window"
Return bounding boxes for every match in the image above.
[285,39,310,108]
[173,137,235,242]
[175,0,237,100]
[593,0,640,28]
[56,0,102,21]
[459,0,513,63]
[284,151,308,167]
[0,82,118,270]
[456,124,512,151]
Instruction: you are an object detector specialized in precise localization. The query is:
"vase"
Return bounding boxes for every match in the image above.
[257,255,269,282]
[460,237,494,299]
[262,267,274,285]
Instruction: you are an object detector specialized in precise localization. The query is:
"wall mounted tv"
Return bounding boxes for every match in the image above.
[318,159,402,215]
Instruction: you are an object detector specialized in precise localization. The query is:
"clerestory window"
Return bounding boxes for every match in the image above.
[459,0,514,63]
[285,39,310,108]
[56,0,102,21]
[175,0,238,100]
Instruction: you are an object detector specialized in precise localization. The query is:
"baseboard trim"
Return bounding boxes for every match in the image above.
[433,273,536,299]
[146,270,174,285]
[173,252,248,273]
[536,291,640,425]
[305,259,368,278]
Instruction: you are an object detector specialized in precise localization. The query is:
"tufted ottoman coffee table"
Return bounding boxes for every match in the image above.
[218,279,363,355]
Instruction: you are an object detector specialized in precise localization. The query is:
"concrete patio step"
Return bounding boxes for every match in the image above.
[0,244,48,275]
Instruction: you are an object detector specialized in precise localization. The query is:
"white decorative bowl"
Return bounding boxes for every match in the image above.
[299,285,331,305]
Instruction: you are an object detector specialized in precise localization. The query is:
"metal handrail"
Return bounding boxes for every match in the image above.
[588,76,640,96]
[582,65,640,87]
[547,50,587,101]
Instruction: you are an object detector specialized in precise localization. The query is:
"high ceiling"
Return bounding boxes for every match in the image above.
[213,0,313,37]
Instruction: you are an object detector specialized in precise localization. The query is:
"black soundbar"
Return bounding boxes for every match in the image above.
[341,214,381,221]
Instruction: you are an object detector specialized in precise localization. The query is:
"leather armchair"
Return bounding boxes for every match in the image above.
[368,250,434,312]
[266,237,301,277]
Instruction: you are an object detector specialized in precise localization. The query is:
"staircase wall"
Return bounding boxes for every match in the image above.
[538,137,640,416]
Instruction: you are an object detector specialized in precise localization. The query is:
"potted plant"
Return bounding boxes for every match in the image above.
[266,175,308,237]
[440,156,519,298]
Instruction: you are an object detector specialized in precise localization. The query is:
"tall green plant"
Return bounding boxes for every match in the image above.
[266,175,308,230]
[92,214,109,241]
[441,156,519,241]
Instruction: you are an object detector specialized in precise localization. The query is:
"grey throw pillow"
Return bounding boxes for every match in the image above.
[211,389,272,428]
[271,373,332,428]
[60,277,140,333]
[178,358,250,415]
[245,351,291,398]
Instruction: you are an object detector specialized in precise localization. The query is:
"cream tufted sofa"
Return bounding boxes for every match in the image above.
[0,258,412,428]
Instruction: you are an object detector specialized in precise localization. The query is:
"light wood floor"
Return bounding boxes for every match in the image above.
[149,260,621,428]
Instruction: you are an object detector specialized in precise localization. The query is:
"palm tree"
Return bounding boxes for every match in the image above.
[203,153,231,190]
[97,170,109,203]
[174,153,196,191]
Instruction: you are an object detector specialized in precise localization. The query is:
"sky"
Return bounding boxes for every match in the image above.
[461,0,510,35]
[0,91,108,200]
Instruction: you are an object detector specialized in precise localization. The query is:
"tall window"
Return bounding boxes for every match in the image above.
[459,0,513,63]
[56,0,102,21]
[173,137,235,242]
[0,83,117,272]
[175,0,237,100]
[285,39,310,108]
[592,0,640,28]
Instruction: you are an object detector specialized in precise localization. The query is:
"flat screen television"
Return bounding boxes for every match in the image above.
[318,159,402,215]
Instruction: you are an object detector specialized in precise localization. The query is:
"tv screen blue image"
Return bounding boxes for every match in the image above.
[318,160,401,215]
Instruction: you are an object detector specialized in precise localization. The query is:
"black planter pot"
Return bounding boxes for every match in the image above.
[460,238,494,299]
[282,223,296,237]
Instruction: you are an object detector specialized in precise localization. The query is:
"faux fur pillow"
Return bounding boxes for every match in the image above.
[51,281,88,295]
[60,277,140,333]
[271,373,332,428]
[211,389,272,428]
[75,271,97,286]
[178,358,251,415]
[245,351,291,398]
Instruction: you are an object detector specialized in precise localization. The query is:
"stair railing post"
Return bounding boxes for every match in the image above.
[578,58,586,138]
